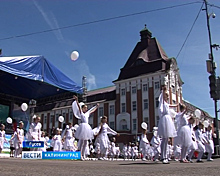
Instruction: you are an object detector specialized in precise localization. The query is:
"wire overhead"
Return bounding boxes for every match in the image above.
[176,1,205,59]
[0,1,201,41]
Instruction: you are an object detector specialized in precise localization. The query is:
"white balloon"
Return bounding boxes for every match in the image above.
[194,109,201,119]
[21,103,28,111]
[203,120,209,128]
[71,51,79,61]
[141,122,148,130]
[6,117,12,124]
[73,124,79,130]
[58,116,64,123]
[169,109,177,118]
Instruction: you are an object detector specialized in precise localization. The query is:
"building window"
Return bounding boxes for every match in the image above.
[144,117,149,125]
[121,103,126,113]
[143,84,148,92]
[69,111,73,121]
[143,99,148,109]
[99,107,104,117]
[121,88,125,96]
[172,85,175,93]
[109,105,115,115]
[110,122,115,130]
[50,115,53,123]
[156,97,159,108]
[119,119,128,130]
[62,112,66,119]
[133,119,137,131]
[132,86,136,94]
[132,101,137,111]
[156,116,160,126]
[56,114,59,121]
[155,81,160,89]
[44,116,47,123]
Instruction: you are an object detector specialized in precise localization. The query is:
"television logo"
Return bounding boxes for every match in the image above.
[23,141,44,148]
[42,151,81,160]
[22,151,42,159]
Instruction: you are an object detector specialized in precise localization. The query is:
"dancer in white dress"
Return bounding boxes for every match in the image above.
[72,95,99,160]
[0,124,7,153]
[12,121,24,157]
[62,123,75,151]
[122,143,128,160]
[176,104,192,163]
[204,125,214,161]
[53,128,63,151]
[187,116,198,163]
[131,143,138,161]
[95,116,118,160]
[140,128,149,161]
[39,131,47,152]
[195,122,206,163]
[150,127,161,162]
[158,86,177,164]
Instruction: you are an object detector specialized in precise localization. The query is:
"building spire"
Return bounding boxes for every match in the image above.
[140,24,152,42]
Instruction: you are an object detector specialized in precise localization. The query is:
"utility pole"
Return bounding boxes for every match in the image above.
[204,0,219,154]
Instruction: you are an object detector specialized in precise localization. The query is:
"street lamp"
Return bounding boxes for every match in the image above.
[204,0,219,154]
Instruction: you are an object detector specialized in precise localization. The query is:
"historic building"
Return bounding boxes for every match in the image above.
[36,26,212,144]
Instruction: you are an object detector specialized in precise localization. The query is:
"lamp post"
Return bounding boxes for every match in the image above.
[204,0,219,154]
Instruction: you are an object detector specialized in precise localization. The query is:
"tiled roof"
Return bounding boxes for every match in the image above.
[86,86,116,103]
[183,100,213,119]
[114,27,170,82]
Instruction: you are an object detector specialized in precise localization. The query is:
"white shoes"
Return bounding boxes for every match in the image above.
[163,159,170,164]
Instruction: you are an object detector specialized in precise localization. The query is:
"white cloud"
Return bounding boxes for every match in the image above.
[33,0,64,42]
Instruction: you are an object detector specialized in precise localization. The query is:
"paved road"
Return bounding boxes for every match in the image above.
[0,158,219,176]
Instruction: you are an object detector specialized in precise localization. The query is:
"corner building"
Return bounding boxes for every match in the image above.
[37,26,212,144]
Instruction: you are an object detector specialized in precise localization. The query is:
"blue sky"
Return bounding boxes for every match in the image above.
[1,0,220,117]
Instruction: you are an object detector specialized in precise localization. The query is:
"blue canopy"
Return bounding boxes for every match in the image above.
[0,55,83,101]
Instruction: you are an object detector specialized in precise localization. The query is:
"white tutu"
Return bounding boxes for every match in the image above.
[205,140,214,154]
[158,114,177,138]
[95,134,110,150]
[178,125,192,147]
[74,123,94,140]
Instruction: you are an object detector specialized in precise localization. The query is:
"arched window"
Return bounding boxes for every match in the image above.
[119,119,128,130]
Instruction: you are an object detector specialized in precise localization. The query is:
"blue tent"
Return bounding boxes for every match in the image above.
[0,55,83,101]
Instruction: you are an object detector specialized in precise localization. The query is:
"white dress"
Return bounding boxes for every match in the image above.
[28,122,42,141]
[158,92,177,138]
[189,125,198,150]
[72,101,94,140]
[64,128,74,150]
[204,131,214,154]
[140,134,149,153]
[195,129,205,152]
[177,114,192,147]
[39,136,47,152]
[150,135,161,154]
[122,145,128,157]
[53,134,62,151]
[0,130,6,149]
[14,128,24,149]
[95,123,117,151]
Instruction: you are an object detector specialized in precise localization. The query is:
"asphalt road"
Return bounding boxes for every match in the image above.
[0,158,219,176]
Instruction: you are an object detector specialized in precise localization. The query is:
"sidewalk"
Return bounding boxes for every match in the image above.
[0,153,10,158]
